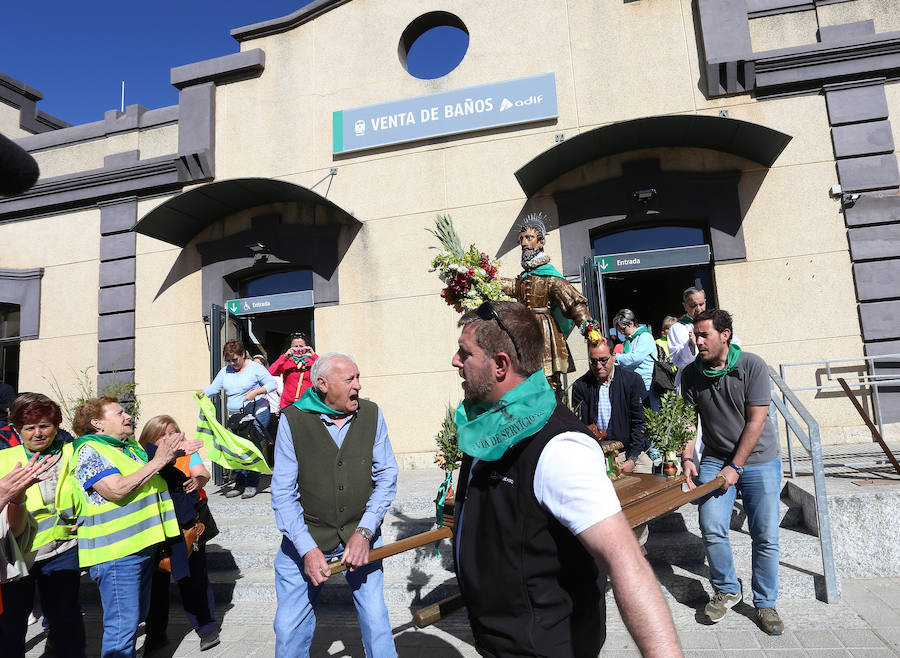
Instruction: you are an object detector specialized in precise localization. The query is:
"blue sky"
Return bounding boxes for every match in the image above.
[1,2,314,126]
[1,2,470,128]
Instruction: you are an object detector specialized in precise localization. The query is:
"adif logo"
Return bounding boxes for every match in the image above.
[499,94,544,112]
[354,119,365,136]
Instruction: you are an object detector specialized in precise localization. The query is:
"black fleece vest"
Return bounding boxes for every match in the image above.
[283,399,377,551]
[454,404,606,657]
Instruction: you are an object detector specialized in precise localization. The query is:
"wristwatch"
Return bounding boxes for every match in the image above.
[727,462,744,475]
[354,526,374,541]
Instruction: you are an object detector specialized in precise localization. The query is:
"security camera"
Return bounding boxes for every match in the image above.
[842,193,861,206]
[829,184,842,198]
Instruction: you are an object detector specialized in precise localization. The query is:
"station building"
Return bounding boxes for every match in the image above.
[2,0,900,464]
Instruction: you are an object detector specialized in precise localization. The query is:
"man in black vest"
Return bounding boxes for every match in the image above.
[271,352,398,657]
[571,338,651,474]
[451,301,680,657]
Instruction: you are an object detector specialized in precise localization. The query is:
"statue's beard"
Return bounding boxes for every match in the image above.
[521,247,550,270]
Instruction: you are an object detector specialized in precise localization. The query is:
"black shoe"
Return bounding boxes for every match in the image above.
[200,631,221,651]
[144,634,170,653]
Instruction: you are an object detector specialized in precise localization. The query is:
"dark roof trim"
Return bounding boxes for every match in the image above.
[231,0,352,42]
[170,49,265,90]
[134,178,361,247]
[514,114,792,197]
[0,72,69,134]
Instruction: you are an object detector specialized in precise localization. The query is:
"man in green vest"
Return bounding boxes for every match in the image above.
[272,352,398,657]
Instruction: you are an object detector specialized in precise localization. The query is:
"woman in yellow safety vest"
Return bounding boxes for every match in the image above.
[0,396,85,658]
[64,396,200,658]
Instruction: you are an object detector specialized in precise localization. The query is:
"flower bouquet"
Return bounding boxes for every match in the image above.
[581,320,603,344]
[428,214,509,312]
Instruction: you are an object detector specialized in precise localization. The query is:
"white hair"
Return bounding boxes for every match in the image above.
[311,352,357,391]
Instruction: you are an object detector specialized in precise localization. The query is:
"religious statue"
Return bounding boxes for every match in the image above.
[500,213,595,396]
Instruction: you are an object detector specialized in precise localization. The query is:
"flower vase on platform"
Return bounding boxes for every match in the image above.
[663,461,678,477]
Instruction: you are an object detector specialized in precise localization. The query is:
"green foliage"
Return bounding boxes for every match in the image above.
[42,367,141,434]
[643,391,697,460]
[426,214,465,259]
[433,403,462,473]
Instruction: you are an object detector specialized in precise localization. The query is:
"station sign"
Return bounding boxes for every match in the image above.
[594,245,711,274]
[333,73,558,154]
[226,290,314,316]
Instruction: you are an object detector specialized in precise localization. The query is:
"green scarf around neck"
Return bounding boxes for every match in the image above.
[73,434,149,463]
[519,263,575,338]
[623,325,650,353]
[694,343,743,389]
[22,437,65,460]
[678,315,693,325]
[292,386,351,417]
[454,369,557,461]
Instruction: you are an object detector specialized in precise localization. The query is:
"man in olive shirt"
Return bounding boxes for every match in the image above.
[271,352,398,657]
[681,310,783,636]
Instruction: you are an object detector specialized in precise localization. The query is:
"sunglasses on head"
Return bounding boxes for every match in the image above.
[475,302,523,361]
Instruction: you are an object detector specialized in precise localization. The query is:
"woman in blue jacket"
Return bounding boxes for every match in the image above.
[613,308,660,411]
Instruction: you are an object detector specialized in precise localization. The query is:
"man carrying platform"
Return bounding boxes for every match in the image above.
[681,310,784,636]
[271,352,398,657]
[451,300,680,656]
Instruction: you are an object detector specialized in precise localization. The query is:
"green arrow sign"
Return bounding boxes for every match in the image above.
[226,290,314,316]
[594,245,710,274]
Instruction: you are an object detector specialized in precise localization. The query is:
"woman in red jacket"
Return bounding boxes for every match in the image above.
[268,332,318,410]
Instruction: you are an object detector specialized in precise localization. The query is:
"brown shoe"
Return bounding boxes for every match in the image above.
[756,607,784,635]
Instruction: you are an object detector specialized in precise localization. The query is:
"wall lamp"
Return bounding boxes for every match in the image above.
[633,188,657,203]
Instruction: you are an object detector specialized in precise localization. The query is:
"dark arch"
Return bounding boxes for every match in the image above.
[134,178,360,247]
[514,114,792,196]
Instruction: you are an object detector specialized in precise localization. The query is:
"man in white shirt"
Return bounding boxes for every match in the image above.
[451,301,680,657]
[667,286,707,388]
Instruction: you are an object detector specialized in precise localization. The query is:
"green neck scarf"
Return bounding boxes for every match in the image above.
[288,354,312,369]
[454,370,557,461]
[519,263,575,338]
[22,437,65,460]
[695,343,743,389]
[623,325,650,353]
[292,386,351,417]
[678,315,693,324]
[73,434,149,463]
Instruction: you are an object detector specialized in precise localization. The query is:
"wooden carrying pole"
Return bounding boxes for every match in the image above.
[412,474,726,628]
[328,521,454,576]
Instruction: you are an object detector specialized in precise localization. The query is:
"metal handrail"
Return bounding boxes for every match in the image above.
[768,366,838,604]
[780,352,900,440]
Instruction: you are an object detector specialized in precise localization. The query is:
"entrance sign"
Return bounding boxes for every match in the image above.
[594,245,710,274]
[333,73,558,154]
[226,290,314,316]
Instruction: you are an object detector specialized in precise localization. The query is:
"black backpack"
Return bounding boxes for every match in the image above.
[650,343,676,395]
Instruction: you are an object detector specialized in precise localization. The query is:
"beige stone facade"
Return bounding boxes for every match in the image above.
[3,0,900,463]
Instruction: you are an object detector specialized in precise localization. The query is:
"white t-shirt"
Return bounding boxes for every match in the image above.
[456,431,621,565]
[533,431,621,535]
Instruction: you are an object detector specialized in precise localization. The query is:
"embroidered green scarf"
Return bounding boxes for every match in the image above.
[292,386,350,417]
[454,370,557,461]
[623,325,650,353]
[694,343,743,390]
[519,263,575,338]
[73,434,149,463]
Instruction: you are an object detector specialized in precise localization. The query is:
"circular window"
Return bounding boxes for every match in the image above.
[399,12,469,79]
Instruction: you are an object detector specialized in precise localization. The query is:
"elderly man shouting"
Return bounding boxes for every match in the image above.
[271,352,398,657]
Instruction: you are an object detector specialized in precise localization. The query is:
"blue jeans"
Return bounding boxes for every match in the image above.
[232,406,270,489]
[88,545,156,658]
[696,457,782,608]
[273,535,395,658]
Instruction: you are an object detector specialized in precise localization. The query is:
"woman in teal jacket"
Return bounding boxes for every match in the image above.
[613,308,659,411]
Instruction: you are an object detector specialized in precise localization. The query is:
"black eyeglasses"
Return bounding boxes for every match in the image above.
[589,356,611,366]
[475,302,523,361]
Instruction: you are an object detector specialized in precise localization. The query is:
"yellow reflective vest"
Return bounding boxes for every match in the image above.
[58,441,179,567]
[0,443,78,552]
